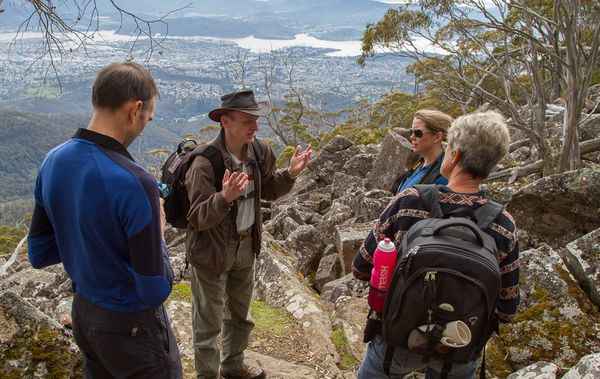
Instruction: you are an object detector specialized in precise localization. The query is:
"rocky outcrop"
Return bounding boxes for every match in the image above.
[562,352,600,378]
[506,362,559,379]
[3,115,600,378]
[488,245,600,376]
[334,222,373,275]
[321,274,368,304]
[0,291,82,378]
[559,228,600,309]
[303,135,355,186]
[330,297,368,362]
[367,127,414,193]
[507,167,600,249]
[315,250,342,292]
[254,233,343,378]
[284,224,326,275]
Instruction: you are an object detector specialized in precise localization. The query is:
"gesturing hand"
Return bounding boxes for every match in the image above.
[288,144,312,178]
[221,169,249,204]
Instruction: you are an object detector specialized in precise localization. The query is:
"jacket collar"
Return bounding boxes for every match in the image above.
[217,129,254,166]
[73,128,134,161]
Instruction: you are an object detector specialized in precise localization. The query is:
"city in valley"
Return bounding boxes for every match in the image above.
[0,32,415,143]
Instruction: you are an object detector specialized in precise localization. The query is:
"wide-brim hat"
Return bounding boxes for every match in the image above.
[208,90,272,122]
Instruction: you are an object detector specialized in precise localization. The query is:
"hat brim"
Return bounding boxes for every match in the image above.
[208,101,272,122]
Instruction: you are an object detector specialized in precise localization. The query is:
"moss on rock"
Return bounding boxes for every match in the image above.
[1,325,81,379]
[331,328,359,370]
[167,282,192,304]
[487,278,600,377]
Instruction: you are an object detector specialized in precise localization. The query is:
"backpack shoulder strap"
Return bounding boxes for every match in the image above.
[414,184,443,218]
[251,139,265,169]
[197,145,225,192]
[474,200,504,229]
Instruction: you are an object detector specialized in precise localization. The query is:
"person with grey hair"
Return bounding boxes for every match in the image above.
[443,111,510,179]
[353,111,520,378]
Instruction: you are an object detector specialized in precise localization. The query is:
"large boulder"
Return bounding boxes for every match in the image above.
[254,234,343,378]
[321,274,369,304]
[346,189,394,223]
[0,267,70,317]
[367,128,414,193]
[507,167,600,249]
[0,291,82,378]
[342,153,376,178]
[284,225,326,275]
[296,188,332,215]
[330,297,368,362]
[562,352,600,378]
[559,228,600,309]
[331,172,367,200]
[579,114,600,141]
[486,246,600,377]
[316,201,354,244]
[305,136,355,186]
[506,361,559,379]
[315,250,342,292]
[334,222,373,275]
[264,209,302,241]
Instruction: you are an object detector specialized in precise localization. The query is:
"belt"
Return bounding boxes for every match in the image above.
[238,227,252,240]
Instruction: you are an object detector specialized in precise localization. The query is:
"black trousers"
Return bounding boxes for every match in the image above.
[72,293,182,379]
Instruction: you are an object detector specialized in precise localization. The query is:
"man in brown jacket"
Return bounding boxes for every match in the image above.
[185,90,311,379]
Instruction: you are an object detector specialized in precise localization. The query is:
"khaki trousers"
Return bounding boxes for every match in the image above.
[190,236,255,379]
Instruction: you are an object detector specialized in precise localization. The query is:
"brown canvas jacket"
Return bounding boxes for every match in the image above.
[184,130,295,277]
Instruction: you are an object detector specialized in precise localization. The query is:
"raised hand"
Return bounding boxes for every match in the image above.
[288,144,312,178]
[221,169,249,204]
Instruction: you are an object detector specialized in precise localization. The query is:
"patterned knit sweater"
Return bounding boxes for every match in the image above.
[352,186,520,340]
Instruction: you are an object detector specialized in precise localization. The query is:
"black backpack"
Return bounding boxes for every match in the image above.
[160,138,263,229]
[381,184,503,376]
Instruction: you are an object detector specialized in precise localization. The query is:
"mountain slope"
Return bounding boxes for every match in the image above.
[0,109,85,202]
[0,108,178,204]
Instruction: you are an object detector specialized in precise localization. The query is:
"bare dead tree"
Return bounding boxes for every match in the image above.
[253,51,292,146]
[278,49,305,145]
[4,0,190,91]
[230,48,249,90]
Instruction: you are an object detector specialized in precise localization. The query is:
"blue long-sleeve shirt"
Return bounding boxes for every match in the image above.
[28,128,173,313]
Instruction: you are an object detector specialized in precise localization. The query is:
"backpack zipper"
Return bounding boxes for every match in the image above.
[424,271,437,310]
[416,243,499,278]
[388,267,494,321]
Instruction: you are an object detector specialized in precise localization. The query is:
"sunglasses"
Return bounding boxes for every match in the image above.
[410,128,436,138]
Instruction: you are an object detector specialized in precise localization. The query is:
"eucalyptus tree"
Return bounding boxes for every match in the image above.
[360,0,600,175]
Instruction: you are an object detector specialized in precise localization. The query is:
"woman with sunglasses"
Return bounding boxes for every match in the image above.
[396,109,454,193]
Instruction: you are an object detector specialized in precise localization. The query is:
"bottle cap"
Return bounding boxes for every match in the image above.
[378,238,396,253]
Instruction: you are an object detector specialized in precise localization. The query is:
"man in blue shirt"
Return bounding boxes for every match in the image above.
[27,62,182,378]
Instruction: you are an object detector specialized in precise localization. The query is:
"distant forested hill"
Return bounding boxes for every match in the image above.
[0,109,86,202]
[0,109,178,225]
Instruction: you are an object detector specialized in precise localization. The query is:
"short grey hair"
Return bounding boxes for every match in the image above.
[446,111,510,179]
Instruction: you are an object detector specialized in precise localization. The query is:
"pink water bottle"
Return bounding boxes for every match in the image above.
[368,238,397,313]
